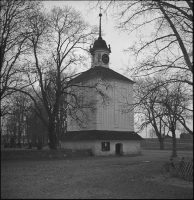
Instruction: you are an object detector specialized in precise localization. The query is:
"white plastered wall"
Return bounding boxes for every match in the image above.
[61,140,141,156]
[94,140,140,156]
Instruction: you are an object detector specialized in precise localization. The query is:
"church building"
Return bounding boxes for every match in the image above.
[60,13,143,156]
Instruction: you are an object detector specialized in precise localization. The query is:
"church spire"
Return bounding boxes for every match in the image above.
[89,9,111,68]
[99,12,102,39]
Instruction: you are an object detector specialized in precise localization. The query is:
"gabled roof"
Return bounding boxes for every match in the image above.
[69,66,134,84]
[60,130,144,141]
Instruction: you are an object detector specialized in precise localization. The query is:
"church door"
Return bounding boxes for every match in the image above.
[115,143,123,155]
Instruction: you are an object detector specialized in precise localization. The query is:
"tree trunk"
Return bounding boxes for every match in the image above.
[159,3,193,73]
[12,125,16,147]
[154,128,164,150]
[18,125,22,144]
[27,128,29,144]
[171,129,177,157]
[48,124,57,150]
[56,119,60,146]
[159,138,165,150]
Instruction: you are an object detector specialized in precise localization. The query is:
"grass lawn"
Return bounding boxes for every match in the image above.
[141,138,193,151]
[1,150,193,199]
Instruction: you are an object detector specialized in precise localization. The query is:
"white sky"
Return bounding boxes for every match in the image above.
[43,1,136,78]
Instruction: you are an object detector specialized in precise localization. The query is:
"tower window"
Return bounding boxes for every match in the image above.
[102,142,110,151]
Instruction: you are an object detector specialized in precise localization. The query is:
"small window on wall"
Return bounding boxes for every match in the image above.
[102,142,110,151]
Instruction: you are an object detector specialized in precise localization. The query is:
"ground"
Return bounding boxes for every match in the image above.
[1,149,193,199]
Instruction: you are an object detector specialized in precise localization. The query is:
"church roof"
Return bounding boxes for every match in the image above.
[60,130,144,141]
[69,66,134,84]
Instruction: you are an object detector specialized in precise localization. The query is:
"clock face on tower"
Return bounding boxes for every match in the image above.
[102,54,109,64]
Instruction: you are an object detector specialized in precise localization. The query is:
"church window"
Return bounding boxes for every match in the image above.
[101,142,110,151]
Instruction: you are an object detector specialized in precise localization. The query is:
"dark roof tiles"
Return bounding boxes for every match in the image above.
[69,66,134,84]
[60,130,144,141]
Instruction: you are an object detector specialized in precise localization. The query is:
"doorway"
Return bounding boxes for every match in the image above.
[115,143,123,155]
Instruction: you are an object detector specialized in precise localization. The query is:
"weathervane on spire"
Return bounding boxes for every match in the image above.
[99,6,103,39]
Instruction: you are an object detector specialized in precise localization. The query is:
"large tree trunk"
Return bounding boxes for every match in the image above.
[155,128,165,150]
[48,123,57,150]
[171,129,177,157]
[159,138,165,150]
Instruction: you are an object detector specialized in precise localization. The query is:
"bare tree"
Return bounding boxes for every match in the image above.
[15,5,100,149]
[159,81,193,136]
[4,91,31,146]
[126,75,192,152]
[157,82,192,156]
[0,0,41,116]
[132,77,168,150]
[91,1,193,85]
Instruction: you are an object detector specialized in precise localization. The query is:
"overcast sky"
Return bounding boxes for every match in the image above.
[43,1,136,78]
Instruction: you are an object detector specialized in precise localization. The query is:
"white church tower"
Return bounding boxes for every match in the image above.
[90,13,111,68]
[61,12,143,156]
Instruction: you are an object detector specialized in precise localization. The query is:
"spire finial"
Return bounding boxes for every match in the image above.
[99,6,102,39]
